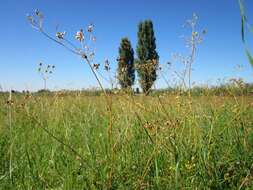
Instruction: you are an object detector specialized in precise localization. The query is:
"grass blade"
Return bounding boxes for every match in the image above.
[246,48,253,67]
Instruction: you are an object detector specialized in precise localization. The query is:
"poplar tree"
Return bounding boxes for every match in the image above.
[136,20,159,94]
[117,38,135,88]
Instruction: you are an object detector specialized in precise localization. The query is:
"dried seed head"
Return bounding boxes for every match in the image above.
[34,9,43,20]
[105,65,110,71]
[89,52,95,59]
[27,14,35,25]
[81,53,87,59]
[7,91,14,106]
[56,31,66,40]
[193,13,198,20]
[93,63,100,70]
[192,31,198,36]
[105,59,109,65]
[104,59,110,71]
[91,36,96,42]
[202,29,207,35]
[35,9,40,16]
[6,100,14,106]
[87,24,94,33]
[84,45,89,51]
[75,29,84,42]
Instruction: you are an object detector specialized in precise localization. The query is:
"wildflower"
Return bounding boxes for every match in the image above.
[56,31,66,40]
[52,65,55,69]
[87,24,94,33]
[39,62,42,66]
[75,29,84,42]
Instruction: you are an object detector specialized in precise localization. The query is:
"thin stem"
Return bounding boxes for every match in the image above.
[84,58,113,145]
[32,22,115,187]
[40,29,80,56]
[85,58,108,97]
[8,103,12,182]
[188,24,197,96]
[44,78,47,90]
[29,113,88,164]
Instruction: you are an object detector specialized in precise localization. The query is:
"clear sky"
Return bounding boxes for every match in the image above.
[0,0,253,91]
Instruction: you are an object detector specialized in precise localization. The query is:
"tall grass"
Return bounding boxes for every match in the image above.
[1,92,253,189]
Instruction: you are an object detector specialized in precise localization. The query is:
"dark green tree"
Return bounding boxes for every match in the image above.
[117,38,135,88]
[136,20,159,94]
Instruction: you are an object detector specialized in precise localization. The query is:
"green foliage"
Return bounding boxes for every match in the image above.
[117,38,135,88]
[136,20,159,94]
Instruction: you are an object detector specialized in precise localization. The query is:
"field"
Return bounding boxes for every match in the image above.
[1,92,253,189]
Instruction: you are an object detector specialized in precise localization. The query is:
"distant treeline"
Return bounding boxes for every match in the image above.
[1,82,253,97]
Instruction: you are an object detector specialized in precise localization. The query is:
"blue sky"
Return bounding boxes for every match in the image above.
[0,0,253,91]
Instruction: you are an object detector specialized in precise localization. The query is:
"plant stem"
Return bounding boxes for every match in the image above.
[8,97,12,182]
[44,78,47,90]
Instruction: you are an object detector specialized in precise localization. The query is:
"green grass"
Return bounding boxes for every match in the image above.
[1,93,253,189]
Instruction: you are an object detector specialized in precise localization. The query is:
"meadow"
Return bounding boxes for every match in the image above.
[1,91,253,189]
[1,1,253,189]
